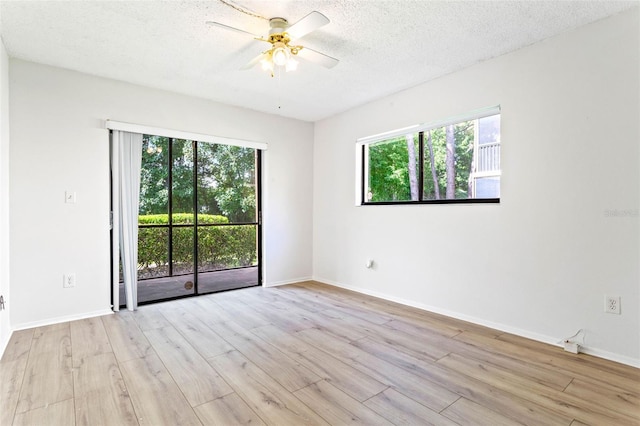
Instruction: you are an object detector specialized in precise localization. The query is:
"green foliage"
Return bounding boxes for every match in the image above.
[171,227,194,275]
[367,121,475,202]
[171,139,195,213]
[137,136,258,281]
[139,135,170,215]
[139,137,257,223]
[197,143,256,223]
[423,122,474,200]
[138,213,229,225]
[198,226,256,270]
[137,137,258,280]
[137,227,168,276]
[137,213,256,280]
[368,135,417,202]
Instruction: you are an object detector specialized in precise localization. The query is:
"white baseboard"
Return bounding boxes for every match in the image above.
[264,276,313,288]
[313,276,640,368]
[0,329,12,359]
[578,346,640,368]
[12,309,113,331]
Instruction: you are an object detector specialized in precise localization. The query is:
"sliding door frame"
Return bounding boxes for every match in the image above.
[107,121,266,311]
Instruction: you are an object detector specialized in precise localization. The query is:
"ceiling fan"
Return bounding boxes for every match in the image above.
[207,11,339,76]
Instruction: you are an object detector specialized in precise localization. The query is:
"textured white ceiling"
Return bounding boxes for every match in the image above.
[0,1,636,121]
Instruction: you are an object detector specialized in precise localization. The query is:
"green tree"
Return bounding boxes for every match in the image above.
[197,143,256,223]
[406,134,419,200]
[139,137,258,223]
[368,136,418,202]
[425,130,440,199]
[171,139,195,215]
[368,120,476,202]
[139,135,169,215]
[423,122,474,200]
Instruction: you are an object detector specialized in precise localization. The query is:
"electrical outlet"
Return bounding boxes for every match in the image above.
[604,295,620,314]
[63,273,76,288]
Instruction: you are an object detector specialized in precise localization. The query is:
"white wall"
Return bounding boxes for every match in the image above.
[9,60,313,328]
[313,9,640,365]
[0,38,11,353]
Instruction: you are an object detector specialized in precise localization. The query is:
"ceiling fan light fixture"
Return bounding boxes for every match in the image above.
[285,57,298,72]
[272,43,290,66]
[210,11,338,75]
[261,56,274,72]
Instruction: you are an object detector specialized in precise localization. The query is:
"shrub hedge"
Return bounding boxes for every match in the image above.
[139,213,229,225]
[137,213,256,278]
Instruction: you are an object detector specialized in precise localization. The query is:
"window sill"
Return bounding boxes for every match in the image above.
[361,198,500,206]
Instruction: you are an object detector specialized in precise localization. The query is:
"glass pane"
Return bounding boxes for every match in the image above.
[476,114,501,174]
[475,177,500,198]
[197,225,257,272]
[478,114,501,145]
[197,224,258,294]
[197,143,257,223]
[139,135,169,216]
[172,226,194,275]
[137,227,169,280]
[136,272,195,304]
[172,139,194,224]
[422,121,474,200]
[453,121,474,199]
[130,135,260,305]
[367,134,418,202]
[137,135,171,281]
[197,265,258,294]
[422,128,442,201]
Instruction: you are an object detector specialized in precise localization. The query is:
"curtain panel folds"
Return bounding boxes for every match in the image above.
[111,130,142,311]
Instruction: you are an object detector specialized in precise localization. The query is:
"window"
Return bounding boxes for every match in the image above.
[134,135,261,304]
[359,107,501,204]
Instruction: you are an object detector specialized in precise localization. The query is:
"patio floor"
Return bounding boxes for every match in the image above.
[118,266,259,305]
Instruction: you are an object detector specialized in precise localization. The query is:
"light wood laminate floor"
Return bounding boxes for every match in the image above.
[2,281,639,425]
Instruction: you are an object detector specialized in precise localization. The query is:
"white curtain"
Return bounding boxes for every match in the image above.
[112,131,142,311]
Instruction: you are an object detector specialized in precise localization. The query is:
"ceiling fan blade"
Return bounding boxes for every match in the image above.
[286,11,329,40]
[206,21,260,37]
[297,47,339,69]
[240,52,268,70]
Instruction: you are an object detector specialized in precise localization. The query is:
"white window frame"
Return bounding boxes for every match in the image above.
[355,106,501,206]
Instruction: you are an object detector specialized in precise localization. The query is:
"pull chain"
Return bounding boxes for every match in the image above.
[217,0,267,20]
[277,66,282,111]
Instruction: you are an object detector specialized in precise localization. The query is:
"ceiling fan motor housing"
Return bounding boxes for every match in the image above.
[269,17,288,34]
[266,19,302,56]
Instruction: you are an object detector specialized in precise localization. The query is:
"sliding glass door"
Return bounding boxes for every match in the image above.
[124,135,261,305]
[196,142,259,294]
